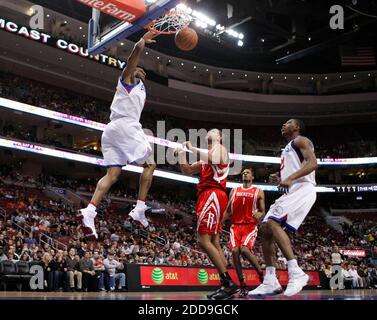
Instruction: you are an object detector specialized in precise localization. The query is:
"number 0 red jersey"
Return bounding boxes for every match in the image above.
[230,186,260,225]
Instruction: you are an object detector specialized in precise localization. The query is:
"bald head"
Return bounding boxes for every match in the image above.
[206,129,222,144]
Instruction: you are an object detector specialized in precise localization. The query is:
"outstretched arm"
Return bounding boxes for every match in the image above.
[122,31,157,84]
[183,141,229,165]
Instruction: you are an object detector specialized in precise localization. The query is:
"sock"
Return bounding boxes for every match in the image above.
[287,259,299,270]
[220,272,232,287]
[265,266,277,278]
[136,200,145,208]
[88,203,97,211]
[220,272,232,281]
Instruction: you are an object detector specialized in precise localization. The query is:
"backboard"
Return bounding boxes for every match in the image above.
[87,0,181,55]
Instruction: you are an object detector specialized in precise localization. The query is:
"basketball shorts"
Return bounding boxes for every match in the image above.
[262,182,316,232]
[196,188,228,235]
[101,118,153,167]
[229,224,258,250]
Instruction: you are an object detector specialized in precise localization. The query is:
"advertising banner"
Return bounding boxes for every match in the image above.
[125,265,322,291]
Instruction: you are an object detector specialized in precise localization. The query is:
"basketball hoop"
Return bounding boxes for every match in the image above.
[147,8,191,34]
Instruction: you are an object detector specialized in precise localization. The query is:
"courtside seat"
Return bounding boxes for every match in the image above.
[16,261,31,277]
[16,261,32,290]
[0,260,22,291]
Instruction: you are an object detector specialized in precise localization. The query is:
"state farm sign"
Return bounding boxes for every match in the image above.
[76,0,146,23]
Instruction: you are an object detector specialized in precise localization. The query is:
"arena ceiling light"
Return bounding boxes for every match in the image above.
[225,29,239,38]
[191,10,216,27]
[195,20,207,29]
[176,3,243,46]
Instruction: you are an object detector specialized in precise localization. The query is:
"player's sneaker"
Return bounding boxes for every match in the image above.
[128,205,149,228]
[76,208,98,240]
[248,277,283,297]
[284,272,309,297]
[212,281,240,300]
[206,288,221,299]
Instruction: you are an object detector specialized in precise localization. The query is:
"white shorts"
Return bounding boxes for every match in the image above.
[262,182,316,232]
[101,118,153,167]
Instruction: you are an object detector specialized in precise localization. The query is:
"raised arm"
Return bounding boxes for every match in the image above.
[122,31,157,84]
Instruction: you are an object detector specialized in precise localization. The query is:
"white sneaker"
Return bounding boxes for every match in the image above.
[129,206,149,228]
[284,272,309,297]
[77,208,98,239]
[248,277,283,297]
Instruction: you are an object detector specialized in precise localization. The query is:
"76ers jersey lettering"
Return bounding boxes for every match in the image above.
[231,186,259,225]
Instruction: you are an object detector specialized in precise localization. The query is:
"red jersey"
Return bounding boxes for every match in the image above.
[196,162,229,195]
[230,186,260,225]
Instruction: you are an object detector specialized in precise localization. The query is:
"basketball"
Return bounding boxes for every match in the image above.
[175,27,198,51]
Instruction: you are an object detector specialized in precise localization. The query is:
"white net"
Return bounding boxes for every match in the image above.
[149,9,191,34]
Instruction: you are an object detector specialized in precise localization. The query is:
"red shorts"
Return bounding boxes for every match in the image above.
[229,224,258,250]
[196,188,228,235]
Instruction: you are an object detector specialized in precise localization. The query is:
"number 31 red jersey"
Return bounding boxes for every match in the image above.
[231,186,260,225]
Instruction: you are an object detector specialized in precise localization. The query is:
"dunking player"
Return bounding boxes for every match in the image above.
[174,129,239,300]
[249,119,317,297]
[77,31,158,240]
[222,168,265,297]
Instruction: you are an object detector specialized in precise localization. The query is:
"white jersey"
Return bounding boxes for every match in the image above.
[109,77,146,122]
[280,137,316,186]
